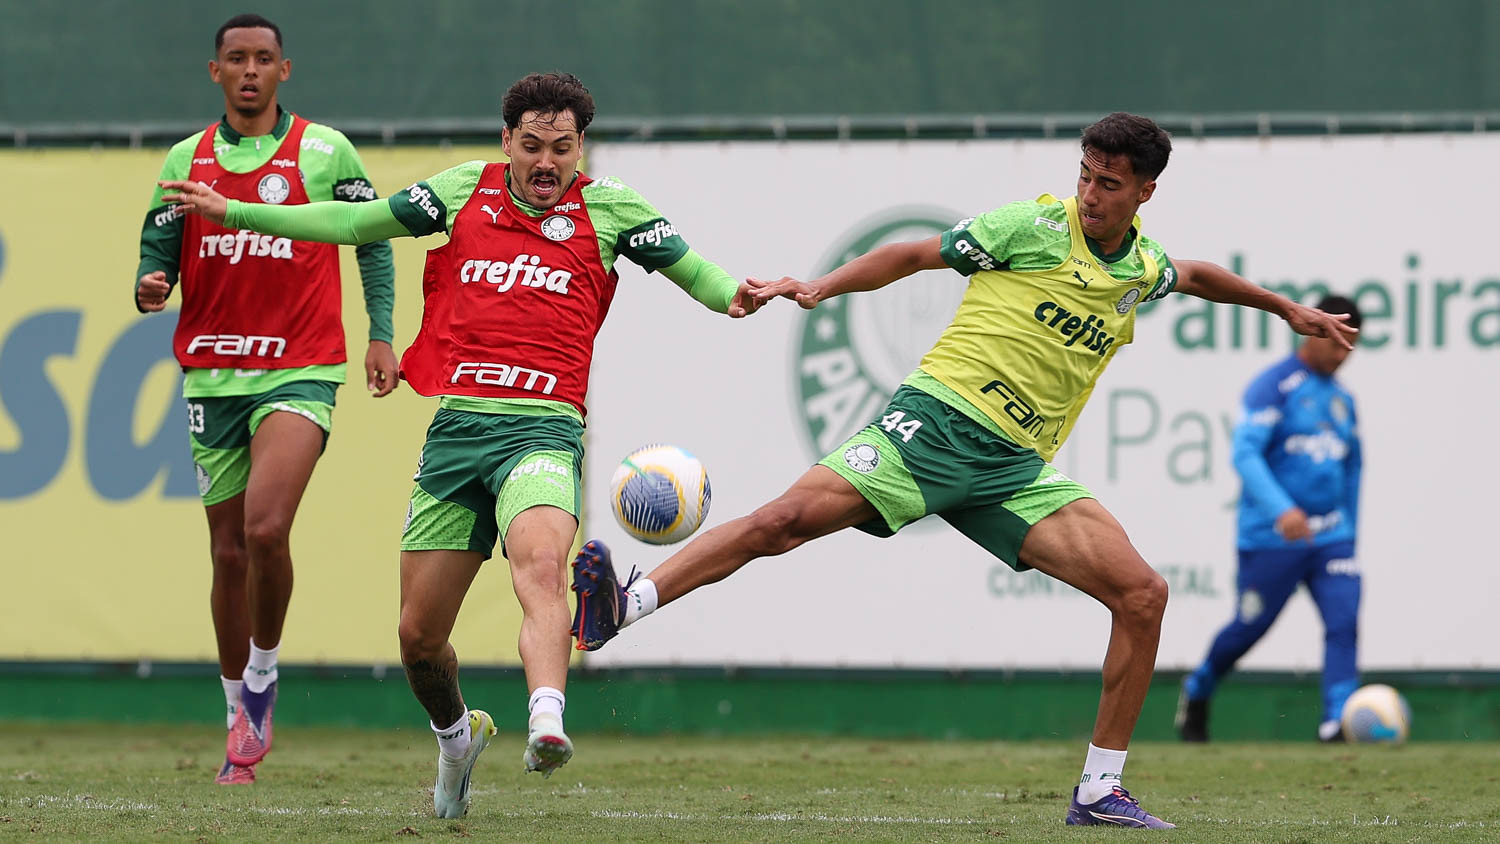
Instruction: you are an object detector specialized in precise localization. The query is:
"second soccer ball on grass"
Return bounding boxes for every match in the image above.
[1340,684,1412,744]
[609,444,711,544]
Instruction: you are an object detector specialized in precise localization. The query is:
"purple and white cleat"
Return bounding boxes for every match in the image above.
[570,540,638,652]
[1065,786,1176,829]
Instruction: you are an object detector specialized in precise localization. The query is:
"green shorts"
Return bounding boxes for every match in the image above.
[818,385,1093,571]
[187,381,337,507]
[400,409,584,560]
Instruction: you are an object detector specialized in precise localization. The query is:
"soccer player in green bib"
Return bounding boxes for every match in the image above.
[571,112,1358,829]
[135,14,396,786]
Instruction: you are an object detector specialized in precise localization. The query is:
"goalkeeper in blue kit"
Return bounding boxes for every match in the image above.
[1179,294,1364,742]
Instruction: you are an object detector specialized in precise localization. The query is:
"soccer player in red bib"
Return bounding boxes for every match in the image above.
[161,72,765,817]
[135,15,396,786]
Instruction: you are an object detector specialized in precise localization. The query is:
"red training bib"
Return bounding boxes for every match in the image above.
[174,115,345,369]
[400,163,619,417]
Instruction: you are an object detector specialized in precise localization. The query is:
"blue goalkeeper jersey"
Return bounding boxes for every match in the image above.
[1233,354,1361,550]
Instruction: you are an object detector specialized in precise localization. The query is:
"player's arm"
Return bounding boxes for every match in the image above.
[1175,259,1358,349]
[165,162,478,245]
[135,142,195,312]
[159,180,412,244]
[326,130,399,396]
[1231,382,1307,541]
[229,195,410,244]
[752,203,1039,308]
[751,236,947,309]
[657,250,763,318]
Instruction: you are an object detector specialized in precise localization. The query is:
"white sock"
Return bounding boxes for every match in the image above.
[621,578,658,628]
[1077,743,1128,803]
[528,686,565,730]
[433,711,471,759]
[243,640,279,693]
[221,676,243,730]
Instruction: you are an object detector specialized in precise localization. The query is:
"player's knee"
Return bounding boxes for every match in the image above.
[243,515,292,557]
[1235,617,1275,640]
[209,541,248,578]
[1117,570,1168,627]
[511,547,566,597]
[397,615,445,664]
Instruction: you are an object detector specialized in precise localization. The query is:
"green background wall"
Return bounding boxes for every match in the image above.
[5,0,1499,132]
[3,663,1496,742]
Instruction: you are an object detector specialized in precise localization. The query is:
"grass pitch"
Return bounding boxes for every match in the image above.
[0,723,1491,841]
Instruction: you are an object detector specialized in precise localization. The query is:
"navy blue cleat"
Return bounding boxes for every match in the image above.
[1065,786,1176,829]
[570,540,637,651]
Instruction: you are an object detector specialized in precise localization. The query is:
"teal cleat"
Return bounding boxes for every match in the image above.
[433,709,497,819]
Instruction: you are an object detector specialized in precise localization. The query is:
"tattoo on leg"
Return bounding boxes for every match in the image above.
[403,649,465,728]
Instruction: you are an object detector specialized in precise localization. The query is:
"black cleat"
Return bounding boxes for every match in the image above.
[1176,685,1209,743]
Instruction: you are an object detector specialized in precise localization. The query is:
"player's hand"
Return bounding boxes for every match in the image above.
[365,340,399,397]
[1275,507,1313,542]
[1286,303,1358,350]
[159,179,230,225]
[727,278,772,318]
[137,271,172,312]
[750,276,821,310]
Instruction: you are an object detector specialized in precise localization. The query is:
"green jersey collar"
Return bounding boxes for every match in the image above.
[215,106,292,147]
[1085,226,1138,264]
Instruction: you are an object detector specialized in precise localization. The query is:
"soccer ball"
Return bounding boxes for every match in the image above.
[1340,684,1412,743]
[609,444,711,545]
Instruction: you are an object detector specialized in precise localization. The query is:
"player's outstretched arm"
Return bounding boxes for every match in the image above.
[658,251,769,318]
[752,236,946,309]
[1175,259,1358,349]
[159,180,410,246]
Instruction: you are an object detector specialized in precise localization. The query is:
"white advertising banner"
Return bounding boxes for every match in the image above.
[582,136,1499,670]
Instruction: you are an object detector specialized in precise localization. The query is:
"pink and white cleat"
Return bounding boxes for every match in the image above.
[523,714,573,778]
[214,758,256,785]
[226,682,276,767]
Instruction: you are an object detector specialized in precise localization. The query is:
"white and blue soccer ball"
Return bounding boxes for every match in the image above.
[1340,684,1412,743]
[609,444,711,545]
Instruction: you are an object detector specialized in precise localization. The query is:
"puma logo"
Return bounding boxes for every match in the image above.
[481,204,502,224]
[1073,271,1091,289]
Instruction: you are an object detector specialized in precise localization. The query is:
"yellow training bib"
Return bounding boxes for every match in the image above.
[918,195,1161,459]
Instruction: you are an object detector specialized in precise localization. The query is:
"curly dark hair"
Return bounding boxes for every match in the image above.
[1081,112,1172,181]
[215,14,282,52]
[502,73,596,133]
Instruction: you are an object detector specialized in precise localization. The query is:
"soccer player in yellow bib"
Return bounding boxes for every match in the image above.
[570,112,1357,829]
